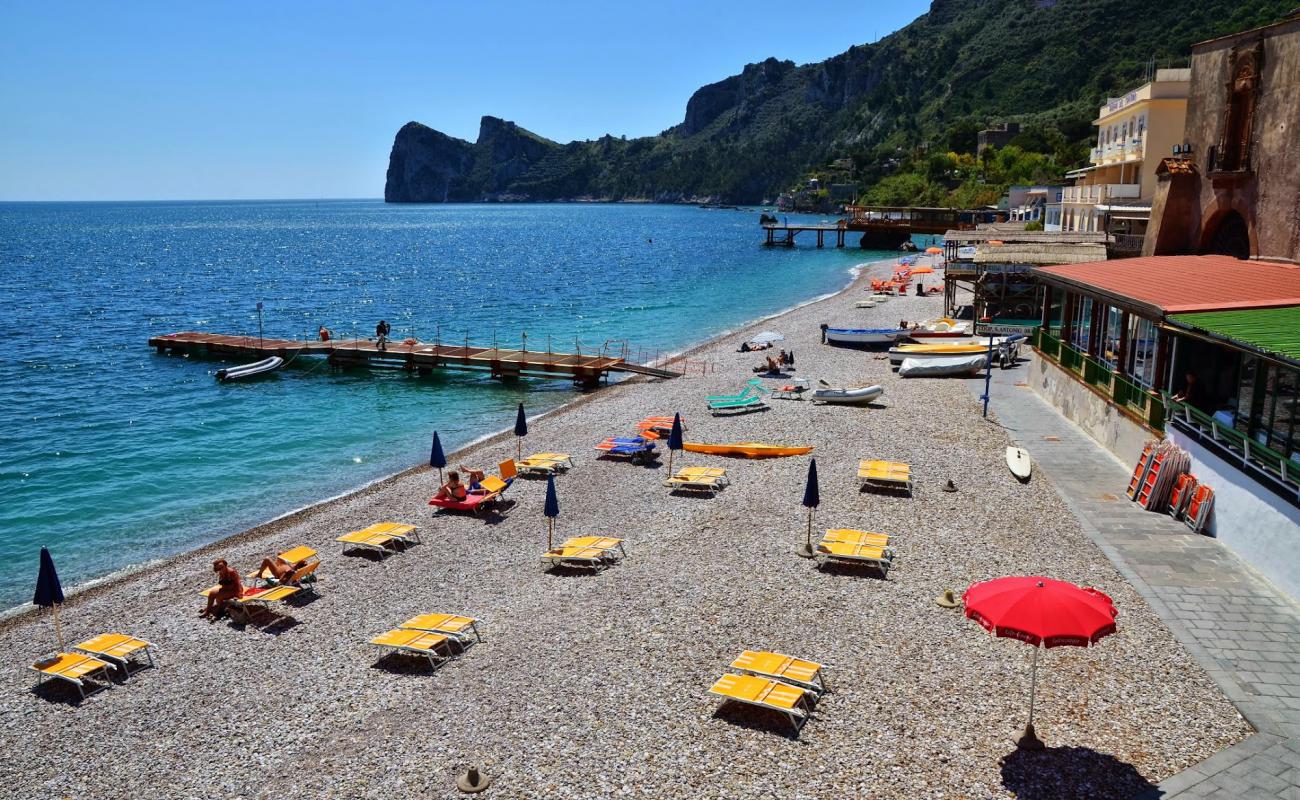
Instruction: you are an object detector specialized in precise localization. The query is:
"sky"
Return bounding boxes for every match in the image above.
[0,1,930,201]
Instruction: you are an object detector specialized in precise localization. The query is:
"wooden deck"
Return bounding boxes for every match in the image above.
[762,224,847,248]
[148,332,680,385]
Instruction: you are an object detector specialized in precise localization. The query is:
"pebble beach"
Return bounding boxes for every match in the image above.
[0,258,1251,799]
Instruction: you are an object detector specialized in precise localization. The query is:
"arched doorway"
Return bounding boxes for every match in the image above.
[1203,210,1251,259]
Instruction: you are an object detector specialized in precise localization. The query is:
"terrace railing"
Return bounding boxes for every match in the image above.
[1034,329,1165,431]
[1165,396,1300,499]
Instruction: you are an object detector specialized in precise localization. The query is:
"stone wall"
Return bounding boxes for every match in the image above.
[1026,352,1153,466]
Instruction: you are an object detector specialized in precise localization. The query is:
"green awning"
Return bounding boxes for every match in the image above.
[1167,306,1300,367]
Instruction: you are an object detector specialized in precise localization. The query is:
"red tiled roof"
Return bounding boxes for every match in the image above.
[1031,255,1300,317]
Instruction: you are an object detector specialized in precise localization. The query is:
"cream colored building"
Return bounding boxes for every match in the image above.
[1060,69,1190,242]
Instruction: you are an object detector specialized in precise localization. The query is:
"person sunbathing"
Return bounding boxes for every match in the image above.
[457,464,487,491]
[434,471,468,501]
[257,556,307,583]
[201,559,243,619]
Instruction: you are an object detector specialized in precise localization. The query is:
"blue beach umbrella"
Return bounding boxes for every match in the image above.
[514,403,528,460]
[544,474,560,549]
[667,412,684,473]
[430,431,447,484]
[33,547,66,649]
[798,459,820,558]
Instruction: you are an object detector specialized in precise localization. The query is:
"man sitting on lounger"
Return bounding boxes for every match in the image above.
[434,471,468,502]
[201,559,243,619]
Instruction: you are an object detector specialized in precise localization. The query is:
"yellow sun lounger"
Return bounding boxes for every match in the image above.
[31,652,116,700]
[563,536,626,557]
[665,466,729,494]
[731,650,827,695]
[823,529,891,548]
[370,628,454,670]
[709,672,812,735]
[517,452,574,476]
[857,460,914,494]
[814,540,894,575]
[540,543,619,570]
[337,522,419,557]
[200,584,303,625]
[399,614,482,649]
[74,634,156,677]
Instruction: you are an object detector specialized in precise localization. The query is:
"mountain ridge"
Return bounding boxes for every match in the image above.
[384,0,1295,204]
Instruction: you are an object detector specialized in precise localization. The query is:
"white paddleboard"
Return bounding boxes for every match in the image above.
[1006,446,1032,480]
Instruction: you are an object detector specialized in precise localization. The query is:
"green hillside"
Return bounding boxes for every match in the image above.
[385,0,1295,205]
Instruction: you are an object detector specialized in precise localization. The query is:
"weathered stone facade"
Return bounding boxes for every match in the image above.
[1145,11,1300,262]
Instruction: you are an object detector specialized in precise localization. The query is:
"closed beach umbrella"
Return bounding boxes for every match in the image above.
[429,431,446,484]
[543,474,560,550]
[667,412,684,474]
[33,547,65,650]
[963,576,1119,749]
[797,459,820,558]
[514,403,528,460]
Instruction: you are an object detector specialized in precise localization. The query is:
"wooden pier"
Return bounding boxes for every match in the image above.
[148,332,681,387]
[762,223,847,248]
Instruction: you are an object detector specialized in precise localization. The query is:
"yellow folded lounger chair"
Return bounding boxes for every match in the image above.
[399,613,483,648]
[337,522,419,557]
[370,628,454,670]
[709,672,812,735]
[665,466,729,494]
[540,540,621,570]
[814,540,894,575]
[731,650,827,695]
[823,528,890,548]
[74,633,156,677]
[31,652,115,700]
[562,536,625,557]
[516,452,574,476]
[857,460,914,494]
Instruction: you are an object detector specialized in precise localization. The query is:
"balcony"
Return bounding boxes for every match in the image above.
[1062,184,1141,204]
[1105,183,1141,199]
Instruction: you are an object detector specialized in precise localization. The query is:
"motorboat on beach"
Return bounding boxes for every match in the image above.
[898,354,988,377]
[216,356,284,382]
[906,318,974,338]
[822,326,909,347]
[811,383,885,405]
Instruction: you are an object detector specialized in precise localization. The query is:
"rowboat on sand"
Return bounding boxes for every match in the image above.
[822,326,909,346]
[681,442,813,458]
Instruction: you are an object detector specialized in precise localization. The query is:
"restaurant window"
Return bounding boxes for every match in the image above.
[1268,367,1297,458]
[1071,297,1093,351]
[1233,358,1300,458]
[1101,306,1124,367]
[1127,317,1158,387]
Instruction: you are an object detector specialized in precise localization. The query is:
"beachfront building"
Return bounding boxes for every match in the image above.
[1060,69,1190,252]
[1006,185,1063,224]
[1144,10,1300,261]
[1029,255,1300,601]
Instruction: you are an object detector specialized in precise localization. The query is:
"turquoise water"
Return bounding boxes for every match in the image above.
[0,200,884,609]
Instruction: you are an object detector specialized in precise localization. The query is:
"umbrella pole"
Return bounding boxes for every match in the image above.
[517,438,522,461]
[547,518,554,551]
[52,603,64,651]
[667,449,673,475]
[797,507,815,558]
[1018,645,1045,750]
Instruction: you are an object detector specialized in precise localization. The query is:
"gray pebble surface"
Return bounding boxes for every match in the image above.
[0,258,1249,799]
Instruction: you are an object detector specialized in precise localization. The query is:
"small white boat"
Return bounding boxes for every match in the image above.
[811,384,884,405]
[824,327,909,346]
[1006,446,1032,481]
[854,300,877,309]
[908,318,974,338]
[867,293,892,303]
[898,354,988,377]
[216,356,284,382]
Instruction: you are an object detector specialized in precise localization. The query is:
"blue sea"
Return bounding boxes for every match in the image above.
[0,200,895,609]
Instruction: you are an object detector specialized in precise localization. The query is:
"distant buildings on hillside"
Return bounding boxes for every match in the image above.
[977,122,1021,154]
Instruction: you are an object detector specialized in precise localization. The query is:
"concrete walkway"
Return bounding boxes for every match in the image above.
[965,358,1300,799]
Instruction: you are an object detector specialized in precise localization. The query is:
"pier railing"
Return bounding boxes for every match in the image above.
[1035,329,1165,431]
[1164,397,1300,498]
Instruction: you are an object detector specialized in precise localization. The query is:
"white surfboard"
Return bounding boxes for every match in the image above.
[1006,446,1032,481]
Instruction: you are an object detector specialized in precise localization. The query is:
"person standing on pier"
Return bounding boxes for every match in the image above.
[375,319,390,351]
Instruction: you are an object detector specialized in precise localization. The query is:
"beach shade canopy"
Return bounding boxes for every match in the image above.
[33,546,65,650]
[925,246,943,254]
[429,431,446,469]
[963,576,1119,749]
[911,265,935,274]
[750,331,785,345]
[797,459,820,557]
[543,474,560,550]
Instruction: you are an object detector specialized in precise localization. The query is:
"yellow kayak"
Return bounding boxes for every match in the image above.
[682,442,813,458]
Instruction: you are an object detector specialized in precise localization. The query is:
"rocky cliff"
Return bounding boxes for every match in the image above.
[383,0,1296,204]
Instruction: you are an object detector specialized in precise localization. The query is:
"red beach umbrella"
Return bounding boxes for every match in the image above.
[963,576,1118,749]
